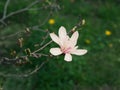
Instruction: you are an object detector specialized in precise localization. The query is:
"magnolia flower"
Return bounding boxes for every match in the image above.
[50,26,87,62]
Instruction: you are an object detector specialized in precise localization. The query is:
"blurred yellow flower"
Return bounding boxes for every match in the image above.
[105,30,112,36]
[85,39,91,44]
[48,19,55,25]
[108,43,113,48]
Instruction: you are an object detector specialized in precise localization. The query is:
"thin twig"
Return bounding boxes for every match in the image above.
[0,31,24,40]
[0,37,52,64]
[22,59,49,77]
[2,0,10,19]
[0,59,49,78]
[0,0,43,22]
[32,40,53,54]
[40,31,50,46]
[40,11,53,26]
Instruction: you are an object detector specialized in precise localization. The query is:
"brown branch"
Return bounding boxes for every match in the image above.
[2,0,10,19]
[0,38,52,65]
[0,31,24,40]
[40,31,50,46]
[32,40,53,54]
[0,0,43,23]
[0,59,49,78]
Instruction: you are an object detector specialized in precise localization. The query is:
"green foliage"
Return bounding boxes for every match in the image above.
[0,0,120,90]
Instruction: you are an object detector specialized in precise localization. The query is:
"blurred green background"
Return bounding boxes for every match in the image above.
[0,0,120,90]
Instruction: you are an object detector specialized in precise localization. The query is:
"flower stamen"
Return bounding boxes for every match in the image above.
[62,47,72,54]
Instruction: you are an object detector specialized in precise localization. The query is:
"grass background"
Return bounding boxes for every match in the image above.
[0,0,120,90]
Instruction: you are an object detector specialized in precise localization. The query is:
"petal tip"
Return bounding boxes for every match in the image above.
[59,26,66,31]
[74,31,79,36]
[82,50,88,55]
[84,50,88,54]
[64,59,72,62]
[64,54,72,62]
[49,33,54,37]
[60,26,65,28]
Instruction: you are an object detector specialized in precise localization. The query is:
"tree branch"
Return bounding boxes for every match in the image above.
[0,0,43,23]
[2,0,10,19]
[0,59,49,78]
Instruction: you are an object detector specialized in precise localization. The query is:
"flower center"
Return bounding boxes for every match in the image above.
[61,47,72,54]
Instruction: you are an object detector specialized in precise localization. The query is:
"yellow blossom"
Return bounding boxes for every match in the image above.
[48,19,55,25]
[108,43,113,48]
[105,30,112,36]
[85,39,91,44]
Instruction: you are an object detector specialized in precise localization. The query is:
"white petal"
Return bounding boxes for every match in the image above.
[64,54,72,62]
[50,33,60,45]
[75,46,78,49]
[50,48,62,56]
[70,31,79,47]
[59,26,67,40]
[71,49,87,55]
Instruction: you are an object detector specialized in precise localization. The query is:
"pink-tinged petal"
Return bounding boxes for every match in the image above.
[71,49,87,55]
[64,54,72,62]
[70,31,79,47]
[68,45,78,53]
[50,48,62,56]
[59,26,68,40]
[50,33,60,45]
